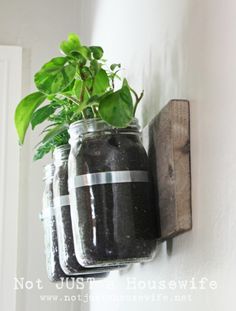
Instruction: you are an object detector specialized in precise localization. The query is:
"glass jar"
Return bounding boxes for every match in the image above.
[53,144,124,275]
[68,118,157,267]
[41,163,68,281]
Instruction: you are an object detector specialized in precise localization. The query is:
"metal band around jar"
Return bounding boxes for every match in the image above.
[69,170,149,189]
[53,195,70,208]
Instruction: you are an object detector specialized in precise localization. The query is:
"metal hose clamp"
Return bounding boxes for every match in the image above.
[69,170,149,189]
[53,195,70,208]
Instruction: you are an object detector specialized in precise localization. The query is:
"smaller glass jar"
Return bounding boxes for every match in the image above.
[41,163,109,281]
[41,163,67,282]
[53,145,78,275]
[68,118,158,268]
[53,145,124,275]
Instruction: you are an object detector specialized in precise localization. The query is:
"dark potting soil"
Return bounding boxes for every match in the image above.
[54,157,125,274]
[70,132,158,267]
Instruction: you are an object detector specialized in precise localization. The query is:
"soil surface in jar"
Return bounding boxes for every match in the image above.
[73,132,158,266]
[54,160,126,273]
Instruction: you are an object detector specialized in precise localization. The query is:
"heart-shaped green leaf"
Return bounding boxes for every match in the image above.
[34,57,76,95]
[99,85,133,127]
[15,92,46,144]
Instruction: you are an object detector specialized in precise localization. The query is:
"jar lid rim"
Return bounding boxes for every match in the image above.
[68,117,140,136]
[53,144,70,153]
[69,117,139,128]
[53,144,70,164]
[44,163,55,171]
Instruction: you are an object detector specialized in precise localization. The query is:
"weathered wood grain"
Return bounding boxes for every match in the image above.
[143,100,192,240]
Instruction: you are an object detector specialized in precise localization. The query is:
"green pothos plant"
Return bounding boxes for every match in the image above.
[15,33,143,160]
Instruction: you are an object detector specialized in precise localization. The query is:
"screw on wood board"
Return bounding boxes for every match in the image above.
[143,99,192,241]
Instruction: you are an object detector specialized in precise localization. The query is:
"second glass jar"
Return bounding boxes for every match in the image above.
[53,144,125,274]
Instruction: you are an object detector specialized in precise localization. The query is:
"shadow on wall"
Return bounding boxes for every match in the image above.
[139,0,203,129]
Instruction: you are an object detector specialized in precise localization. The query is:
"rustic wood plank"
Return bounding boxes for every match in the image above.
[143,99,192,240]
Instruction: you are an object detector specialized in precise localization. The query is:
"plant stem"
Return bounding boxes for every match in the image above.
[91,105,97,117]
[62,94,87,119]
[130,88,144,116]
[61,94,80,105]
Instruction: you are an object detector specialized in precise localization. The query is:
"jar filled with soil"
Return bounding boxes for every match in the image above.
[53,145,125,274]
[68,118,157,267]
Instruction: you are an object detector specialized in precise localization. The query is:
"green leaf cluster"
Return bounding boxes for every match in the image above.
[14,33,144,160]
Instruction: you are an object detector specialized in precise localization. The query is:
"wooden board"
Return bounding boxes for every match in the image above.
[143,100,192,240]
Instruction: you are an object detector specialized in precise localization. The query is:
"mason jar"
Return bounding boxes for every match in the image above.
[41,163,68,281]
[68,118,157,267]
[53,144,125,274]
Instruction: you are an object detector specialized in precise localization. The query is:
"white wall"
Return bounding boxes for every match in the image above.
[80,0,236,310]
[0,1,90,310]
